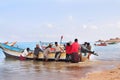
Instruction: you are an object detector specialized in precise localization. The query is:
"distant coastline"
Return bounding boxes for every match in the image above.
[105,37,120,43]
[96,37,120,43]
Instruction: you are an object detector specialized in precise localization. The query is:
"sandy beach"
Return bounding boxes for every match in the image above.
[80,63,120,80]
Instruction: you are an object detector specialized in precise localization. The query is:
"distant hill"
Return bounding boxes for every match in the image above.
[105,37,120,43]
[96,37,120,43]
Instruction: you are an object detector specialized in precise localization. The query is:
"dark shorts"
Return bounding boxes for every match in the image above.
[55,51,61,61]
[71,52,79,63]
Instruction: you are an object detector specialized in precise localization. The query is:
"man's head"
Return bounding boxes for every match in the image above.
[36,44,39,48]
[74,38,78,42]
[55,42,58,46]
[26,48,30,51]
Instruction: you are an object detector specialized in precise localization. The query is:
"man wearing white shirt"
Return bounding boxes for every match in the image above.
[20,48,32,60]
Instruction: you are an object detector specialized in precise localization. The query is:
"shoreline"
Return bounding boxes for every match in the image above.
[80,61,120,80]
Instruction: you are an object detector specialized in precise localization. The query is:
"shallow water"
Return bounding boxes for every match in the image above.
[0,42,120,80]
[0,58,118,80]
[92,43,120,61]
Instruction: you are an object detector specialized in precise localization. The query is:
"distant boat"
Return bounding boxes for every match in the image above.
[94,42,107,46]
[107,42,117,45]
[0,43,87,62]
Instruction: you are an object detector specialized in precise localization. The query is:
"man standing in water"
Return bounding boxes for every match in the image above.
[54,42,64,61]
[86,42,92,59]
[43,44,52,61]
[71,38,81,63]
[65,42,72,62]
[34,44,43,60]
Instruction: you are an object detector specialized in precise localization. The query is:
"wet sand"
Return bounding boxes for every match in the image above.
[80,61,120,80]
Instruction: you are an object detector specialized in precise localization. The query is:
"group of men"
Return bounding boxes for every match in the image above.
[19,38,98,63]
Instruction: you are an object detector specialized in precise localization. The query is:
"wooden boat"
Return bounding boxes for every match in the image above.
[0,43,88,61]
[0,43,66,60]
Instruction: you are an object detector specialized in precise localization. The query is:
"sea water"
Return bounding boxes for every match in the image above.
[92,42,120,61]
[0,42,120,80]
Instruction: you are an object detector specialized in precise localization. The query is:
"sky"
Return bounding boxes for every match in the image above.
[0,0,120,43]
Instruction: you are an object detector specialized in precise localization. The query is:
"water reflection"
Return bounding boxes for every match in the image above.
[0,59,118,80]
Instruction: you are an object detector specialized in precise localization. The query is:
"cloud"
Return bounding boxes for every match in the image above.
[82,24,98,30]
[117,21,120,29]
[90,25,98,29]
[82,24,87,29]
[68,15,73,21]
[46,23,54,28]
[105,21,120,29]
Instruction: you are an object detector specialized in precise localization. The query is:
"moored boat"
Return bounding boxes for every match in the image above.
[107,42,117,45]
[94,43,107,46]
[94,42,107,46]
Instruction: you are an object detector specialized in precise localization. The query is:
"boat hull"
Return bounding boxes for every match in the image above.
[2,48,66,60]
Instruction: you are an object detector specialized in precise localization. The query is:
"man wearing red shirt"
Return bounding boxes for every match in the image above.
[65,42,72,62]
[71,38,81,63]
